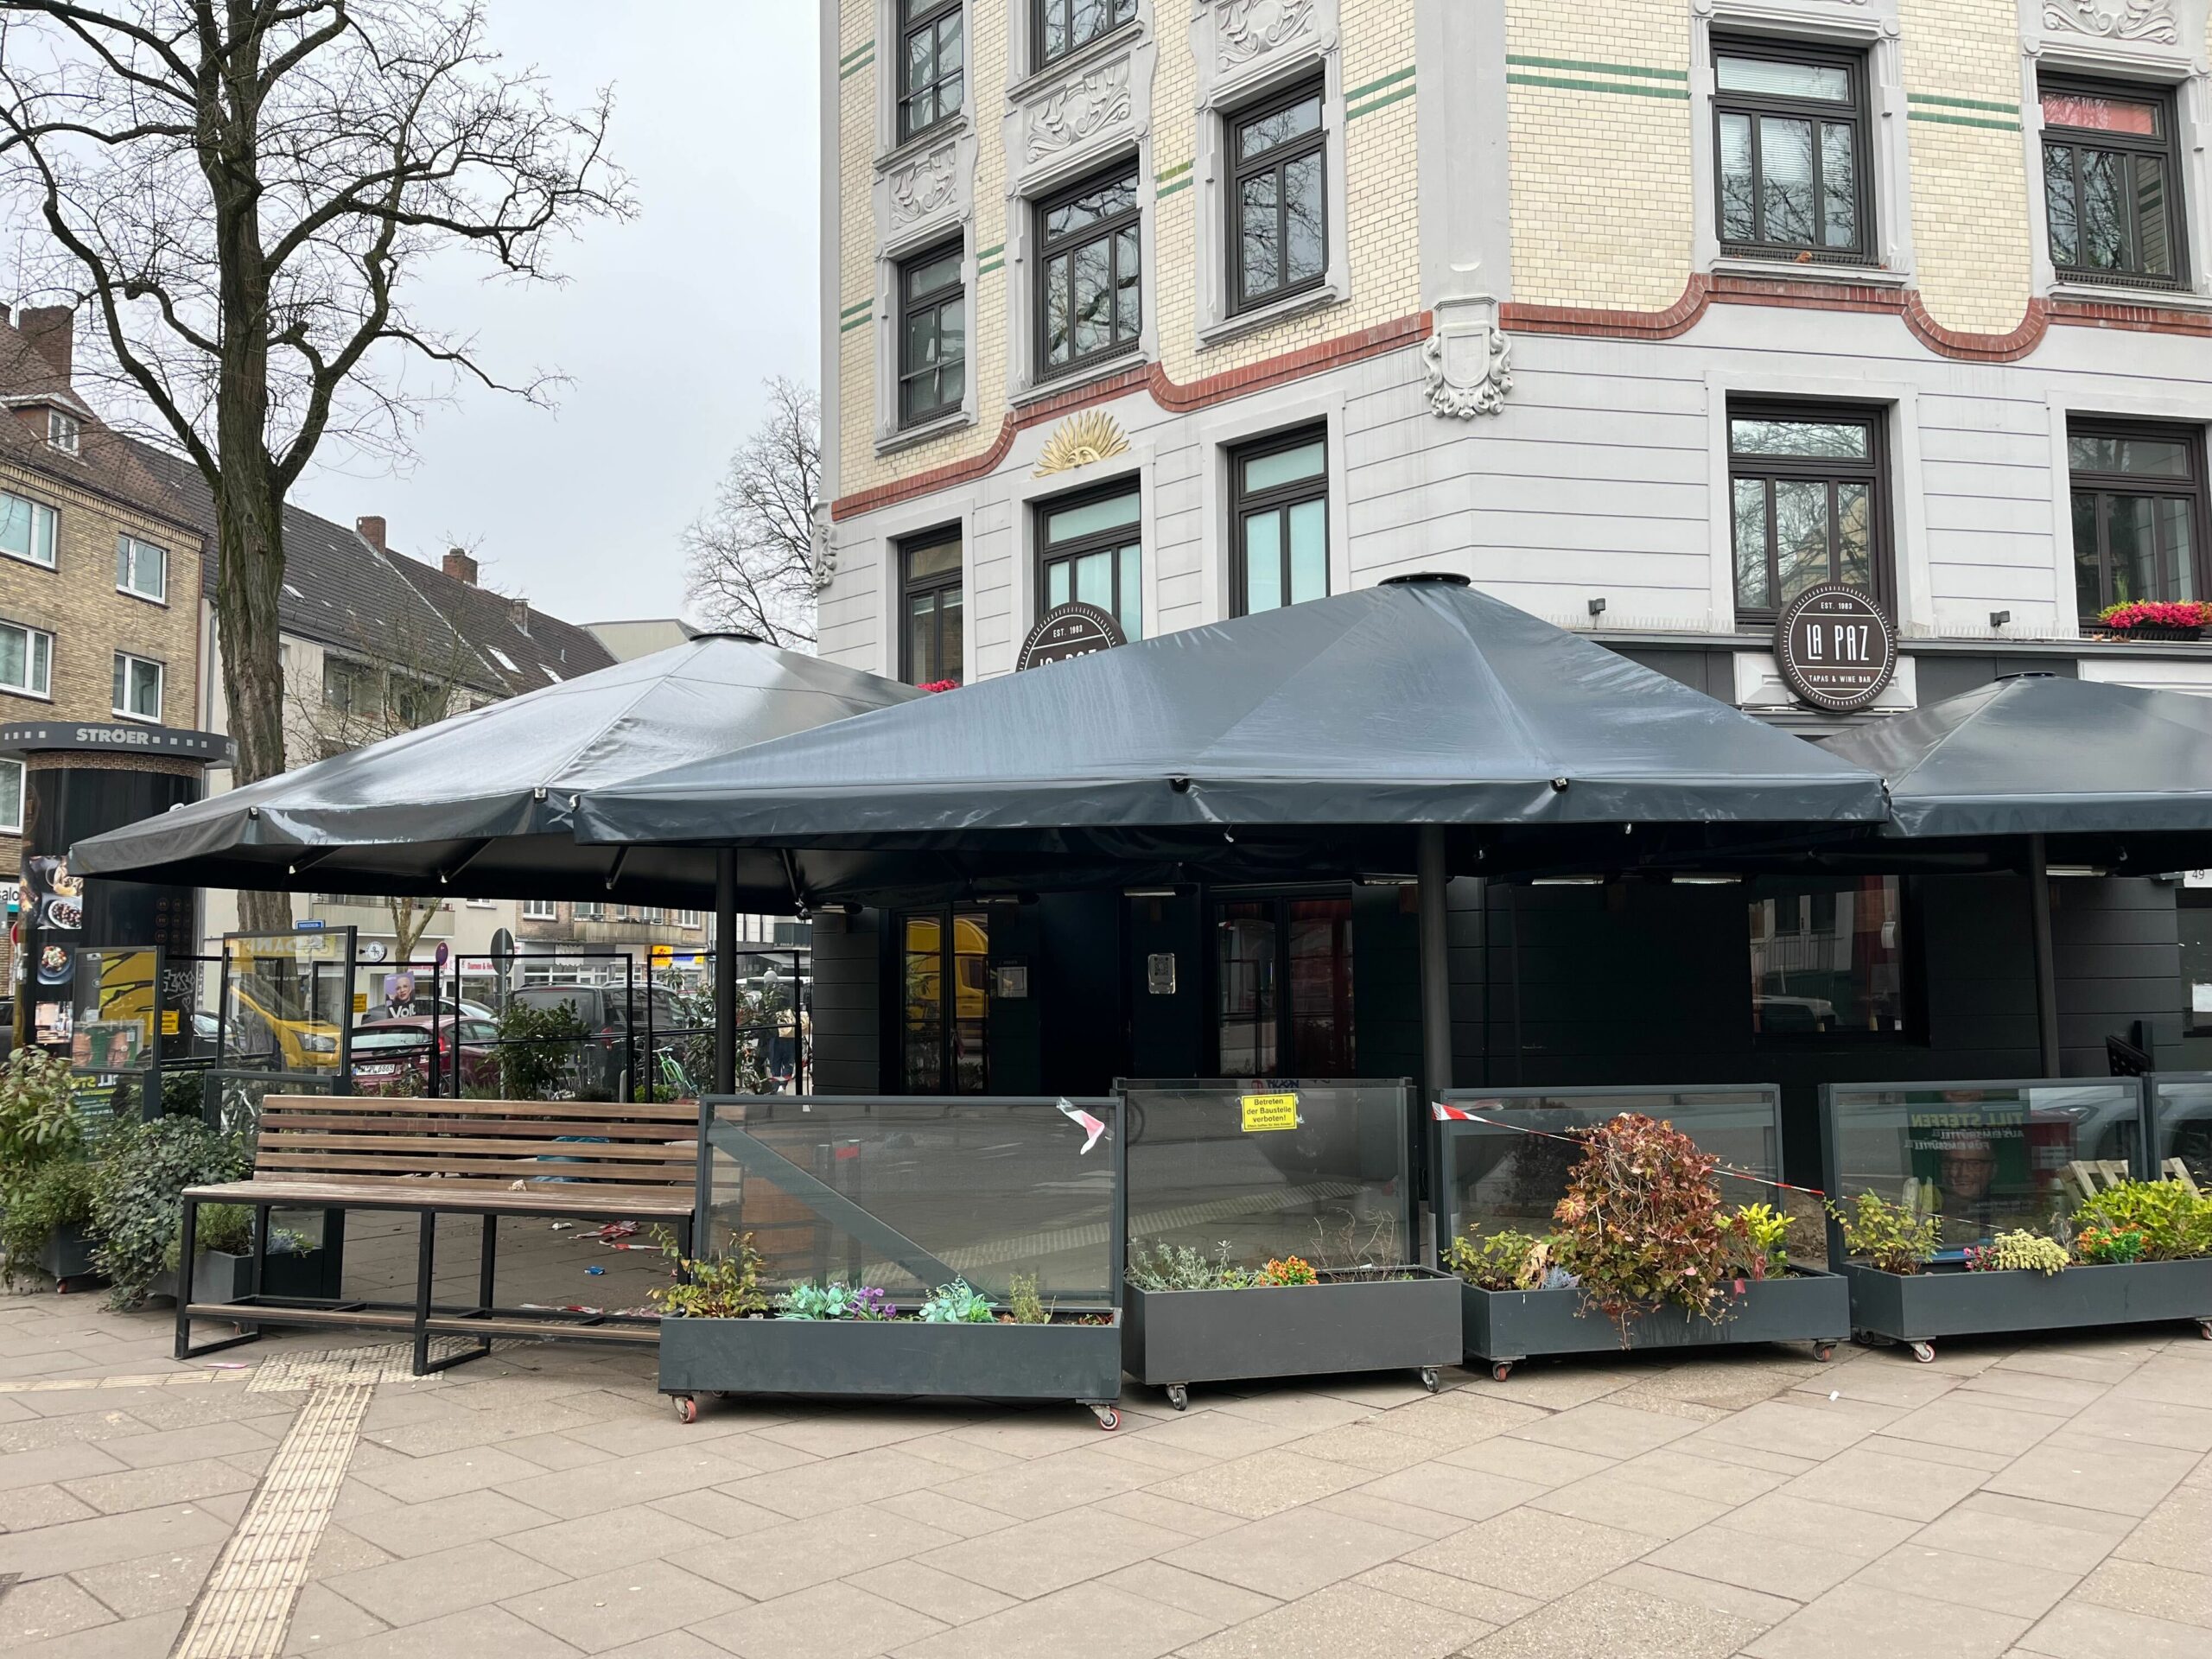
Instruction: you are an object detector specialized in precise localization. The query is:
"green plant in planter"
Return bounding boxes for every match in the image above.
[2071,1180,2212,1262]
[1551,1113,1732,1335]
[1827,1191,1940,1275]
[646,1229,768,1319]
[2073,1223,2148,1266]
[1722,1203,1795,1281]
[1964,1230,2069,1275]
[0,1047,82,1177]
[157,1204,304,1272]
[777,1282,861,1319]
[1008,1272,1049,1325]
[495,998,589,1100]
[918,1280,994,1322]
[1127,1239,1254,1291]
[1445,1229,1546,1291]
[86,1116,250,1310]
[0,1156,95,1288]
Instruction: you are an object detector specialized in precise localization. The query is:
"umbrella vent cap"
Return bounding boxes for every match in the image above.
[1380,571,1471,588]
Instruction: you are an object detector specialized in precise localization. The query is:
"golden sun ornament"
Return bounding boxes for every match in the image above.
[1033,410,1130,476]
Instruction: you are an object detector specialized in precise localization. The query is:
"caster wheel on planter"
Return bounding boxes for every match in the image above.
[2198,1320,2212,1341]
[1091,1407,1120,1431]
[672,1395,698,1425]
[1165,1385,1189,1411]
[1814,1343,1836,1363]
[1491,1362,1514,1382]
[1419,1367,1441,1394]
[1910,1341,1936,1364]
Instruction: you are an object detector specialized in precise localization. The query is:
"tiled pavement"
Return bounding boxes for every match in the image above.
[1,1291,2208,1659]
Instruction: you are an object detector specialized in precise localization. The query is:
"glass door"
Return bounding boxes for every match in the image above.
[899,908,989,1092]
[1214,893,1353,1077]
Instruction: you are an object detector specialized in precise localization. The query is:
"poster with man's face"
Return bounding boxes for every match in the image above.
[382,971,416,1015]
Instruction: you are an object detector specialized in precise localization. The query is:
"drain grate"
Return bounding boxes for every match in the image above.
[245,1339,512,1393]
[171,1382,373,1659]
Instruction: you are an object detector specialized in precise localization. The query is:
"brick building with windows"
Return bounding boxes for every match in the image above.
[810,0,2212,1103]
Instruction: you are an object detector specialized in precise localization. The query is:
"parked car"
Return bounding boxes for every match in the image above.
[349,1015,500,1096]
[510,985,681,1098]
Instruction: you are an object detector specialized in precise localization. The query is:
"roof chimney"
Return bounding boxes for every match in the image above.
[15,305,73,382]
[355,515,386,552]
[442,547,479,585]
[510,595,531,634]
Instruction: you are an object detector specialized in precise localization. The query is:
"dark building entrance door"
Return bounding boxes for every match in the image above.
[899,907,988,1092]
[1214,893,1355,1077]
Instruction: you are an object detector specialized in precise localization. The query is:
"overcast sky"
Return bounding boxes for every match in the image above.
[290,1,820,629]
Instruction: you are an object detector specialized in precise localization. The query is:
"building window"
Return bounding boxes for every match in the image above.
[389,673,445,728]
[1216,893,1355,1077]
[898,242,965,427]
[2069,420,2207,621]
[900,530,963,685]
[0,620,54,698]
[1036,162,1141,379]
[0,490,57,569]
[1713,38,1871,264]
[322,656,379,715]
[1231,429,1327,615]
[1727,403,1888,622]
[47,409,79,454]
[113,652,163,721]
[677,909,702,927]
[0,757,21,834]
[900,906,988,1092]
[574,900,604,921]
[523,898,557,920]
[2042,78,2184,289]
[117,535,167,602]
[1749,876,1907,1038]
[1034,0,1135,68]
[1230,78,1326,315]
[1039,483,1141,640]
[899,0,963,141]
[2183,887,2212,1039]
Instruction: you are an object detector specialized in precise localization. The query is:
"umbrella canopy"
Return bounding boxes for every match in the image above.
[1821,673,2212,853]
[69,633,925,906]
[575,575,1887,852]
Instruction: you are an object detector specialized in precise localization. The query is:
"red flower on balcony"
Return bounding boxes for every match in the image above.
[2097,600,2208,634]
[917,679,960,693]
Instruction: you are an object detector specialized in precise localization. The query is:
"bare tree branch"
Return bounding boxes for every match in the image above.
[683,377,823,651]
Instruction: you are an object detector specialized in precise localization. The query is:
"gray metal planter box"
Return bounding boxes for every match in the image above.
[36,1223,99,1287]
[658,1313,1126,1427]
[1463,1268,1851,1379]
[1843,1258,2212,1361]
[1125,1271,1461,1408]
[151,1248,328,1306]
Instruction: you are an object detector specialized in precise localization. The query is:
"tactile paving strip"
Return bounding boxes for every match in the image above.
[244,1338,512,1392]
[171,1380,373,1659]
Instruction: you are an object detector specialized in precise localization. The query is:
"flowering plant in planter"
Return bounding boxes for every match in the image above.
[2096,599,2209,637]
[1551,1113,1732,1332]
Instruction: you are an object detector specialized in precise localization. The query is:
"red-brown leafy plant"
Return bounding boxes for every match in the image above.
[1551,1114,1731,1341]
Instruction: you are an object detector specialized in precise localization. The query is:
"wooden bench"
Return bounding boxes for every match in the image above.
[175,1096,696,1376]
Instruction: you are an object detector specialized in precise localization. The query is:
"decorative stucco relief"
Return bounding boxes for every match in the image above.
[2042,0,2181,42]
[888,143,960,226]
[1216,0,1318,66]
[1025,58,1135,160]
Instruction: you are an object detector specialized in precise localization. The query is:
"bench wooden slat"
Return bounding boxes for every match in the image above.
[264,1096,692,1123]
[185,1303,418,1330]
[254,1152,692,1184]
[423,1315,659,1343]
[259,1135,694,1162]
[263,1115,692,1141]
[185,1177,693,1215]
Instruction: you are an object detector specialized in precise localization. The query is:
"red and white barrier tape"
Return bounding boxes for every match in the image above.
[1430,1100,1828,1198]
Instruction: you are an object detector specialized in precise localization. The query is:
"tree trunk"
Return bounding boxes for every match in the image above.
[213,448,292,936]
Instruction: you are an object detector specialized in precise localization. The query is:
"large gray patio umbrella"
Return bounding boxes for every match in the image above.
[72,632,924,1090]
[578,575,1891,1094]
[1824,673,2212,1072]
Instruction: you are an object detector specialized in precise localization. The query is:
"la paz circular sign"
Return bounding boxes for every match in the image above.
[1017,601,1125,671]
[1775,585,1895,713]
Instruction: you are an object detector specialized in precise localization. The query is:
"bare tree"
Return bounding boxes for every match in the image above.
[0,1,630,929]
[683,377,823,648]
[283,620,485,964]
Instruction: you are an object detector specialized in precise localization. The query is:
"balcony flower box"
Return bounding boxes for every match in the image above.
[2096,600,2206,642]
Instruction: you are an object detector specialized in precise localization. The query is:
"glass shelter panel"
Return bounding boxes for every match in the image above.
[2147,1074,2212,1192]
[1436,1086,1797,1255]
[1116,1079,1414,1274]
[220,928,353,1077]
[1821,1080,2145,1261]
[700,1095,1119,1308]
[68,946,161,1128]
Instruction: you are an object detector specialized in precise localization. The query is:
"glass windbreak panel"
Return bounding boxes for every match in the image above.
[222,931,351,1075]
[2149,1075,2212,1192]
[70,948,159,1075]
[1825,1081,2144,1260]
[1438,1088,1799,1255]
[1120,1079,1414,1274]
[701,1096,1117,1306]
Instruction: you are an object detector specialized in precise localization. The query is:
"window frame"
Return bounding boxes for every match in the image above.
[1228,75,1329,316]
[116,533,168,603]
[897,239,967,429]
[897,0,964,143]
[1036,479,1143,641]
[0,489,58,570]
[1230,426,1330,617]
[523,898,558,921]
[46,409,79,454]
[1208,886,1357,1079]
[0,619,55,700]
[2067,416,2211,623]
[895,904,990,1094]
[899,527,964,686]
[1710,34,1874,266]
[2039,73,2189,292]
[1032,0,1135,72]
[112,650,164,723]
[1726,398,1893,626]
[1033,159,1143,383]
[0,755,22,835]
[1747,874,1917,1046]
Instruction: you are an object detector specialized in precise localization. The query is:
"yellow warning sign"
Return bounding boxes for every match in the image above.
[161,1010,181,1036]
[1240,1092,1300,1133]
[352,992,368,1014]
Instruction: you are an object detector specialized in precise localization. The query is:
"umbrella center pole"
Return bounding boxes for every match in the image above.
[715,849,739,1095]
[1417,824,1453,1264]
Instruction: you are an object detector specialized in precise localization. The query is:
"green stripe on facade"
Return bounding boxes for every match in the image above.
[976,259,1004,276]
[976,243,1005,263]
[1344,65,1417,102]
[1346,83,1416,121]
[838,306,872,333]
[1908,92,2020,115]
[838,39,874,68]
[1505,54,1686,82]
[1155,176,1192,200]
[1507,72,1689,102]
[1907,108,2020,131]
[838,49,874,80]
[1155,159,1192,184]
[838,296,873,320]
